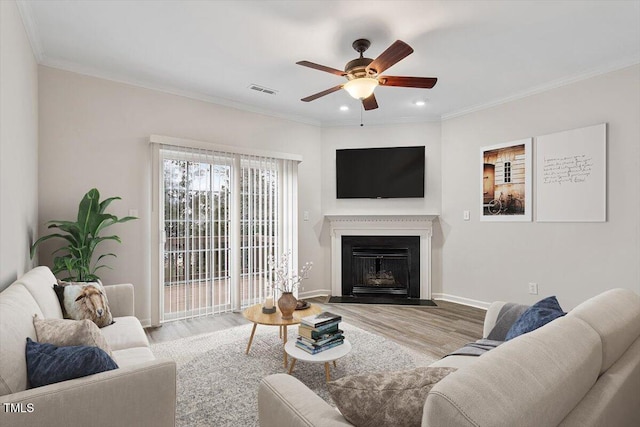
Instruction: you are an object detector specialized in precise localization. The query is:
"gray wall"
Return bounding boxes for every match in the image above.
[440,65,640,310]
[0,1,39,290]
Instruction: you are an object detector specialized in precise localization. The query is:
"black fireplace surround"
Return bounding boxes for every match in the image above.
[341,235,420,298]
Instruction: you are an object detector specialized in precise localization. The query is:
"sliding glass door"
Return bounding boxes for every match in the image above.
[157,145,294,323]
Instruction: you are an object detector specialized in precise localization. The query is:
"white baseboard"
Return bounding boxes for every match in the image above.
[432,293,491,310]
[298,289,331,299]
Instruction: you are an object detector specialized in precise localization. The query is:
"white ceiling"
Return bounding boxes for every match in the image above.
[18,0,640,126]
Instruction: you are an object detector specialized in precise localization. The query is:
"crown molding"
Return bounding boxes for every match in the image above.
[38,57,322,127]
[15,0,44,62]
[442,57,640,121]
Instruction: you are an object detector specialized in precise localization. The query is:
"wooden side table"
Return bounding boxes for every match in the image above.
[242,303,322,368]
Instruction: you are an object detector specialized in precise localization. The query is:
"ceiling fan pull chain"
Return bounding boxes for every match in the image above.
[360,104,364,127]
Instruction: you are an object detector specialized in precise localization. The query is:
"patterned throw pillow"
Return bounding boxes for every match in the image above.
[504,296,566,341]
[33,316,113,357]
[25,338,118,388]
[55,280,114,328]
[327,367,457,427]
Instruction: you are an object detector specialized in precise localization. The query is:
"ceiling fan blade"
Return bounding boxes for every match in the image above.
[366,40,413,75]
[301,85,344,102]
[296,61,346,76]
[362,93,379,111]
[379,76,438,89]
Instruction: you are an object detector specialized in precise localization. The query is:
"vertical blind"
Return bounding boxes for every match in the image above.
[155,142,298,323]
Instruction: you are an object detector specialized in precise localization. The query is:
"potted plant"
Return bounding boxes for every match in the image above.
[30,188,137,281]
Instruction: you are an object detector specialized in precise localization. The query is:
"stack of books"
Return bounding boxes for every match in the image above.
[296,311,344,355]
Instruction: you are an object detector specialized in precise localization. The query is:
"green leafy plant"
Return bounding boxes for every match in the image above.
[30,188,137,281]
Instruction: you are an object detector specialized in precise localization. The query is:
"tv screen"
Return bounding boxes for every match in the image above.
[336,146,425,199]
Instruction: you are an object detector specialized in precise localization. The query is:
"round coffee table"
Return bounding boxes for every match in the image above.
[284,339,352,382]
[242,303,322,368]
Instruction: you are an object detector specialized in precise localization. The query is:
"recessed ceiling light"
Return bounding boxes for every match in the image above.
[339,105,349,111]
[414,100,426,106]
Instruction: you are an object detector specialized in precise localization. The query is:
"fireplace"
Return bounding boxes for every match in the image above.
[342,236,420,298]
[326,214,435,299]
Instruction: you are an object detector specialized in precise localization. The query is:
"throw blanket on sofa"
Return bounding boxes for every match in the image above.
[444,339,504,357]
[444,302,529,358]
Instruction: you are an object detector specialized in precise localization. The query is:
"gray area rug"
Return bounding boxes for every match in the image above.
[151,322,436,427]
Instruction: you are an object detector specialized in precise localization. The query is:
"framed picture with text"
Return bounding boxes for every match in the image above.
[535,123,606,222]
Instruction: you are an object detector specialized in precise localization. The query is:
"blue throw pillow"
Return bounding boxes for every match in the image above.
[504,296,566,341]
[25,338,118,388]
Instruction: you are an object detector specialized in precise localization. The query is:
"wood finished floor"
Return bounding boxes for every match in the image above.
[145,297,486,360]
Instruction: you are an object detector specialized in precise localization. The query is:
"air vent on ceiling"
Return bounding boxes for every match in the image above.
[248,84,278,95]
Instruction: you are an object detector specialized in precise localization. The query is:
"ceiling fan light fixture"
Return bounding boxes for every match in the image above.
[344,78,379,100]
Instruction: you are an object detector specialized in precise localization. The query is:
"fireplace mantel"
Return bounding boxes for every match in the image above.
[325,214,438,299]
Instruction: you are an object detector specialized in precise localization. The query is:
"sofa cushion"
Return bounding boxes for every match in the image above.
[423,316,602,427]
[56,280,114,327]
[328,367,456,427]
[505,296,565,340]
[112,347,156,368]
[15,266,63,319]
[0,284,43,396]
[99,316,149,351]
[567,288,640,374]
[33,316,113,357]
[25,338,118,388]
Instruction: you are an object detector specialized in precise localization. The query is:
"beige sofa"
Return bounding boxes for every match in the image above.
[258,288,640,427]
[0,266,176,427]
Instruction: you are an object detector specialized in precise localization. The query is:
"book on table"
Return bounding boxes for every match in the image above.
[295,336,345,355]
[297,330,343,347]
[298,322,340,339]
[300,311,342,328]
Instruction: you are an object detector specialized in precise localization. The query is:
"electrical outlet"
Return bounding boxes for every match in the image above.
[528,282,538,295]
[303,211,309,221]
[463,210,470,221]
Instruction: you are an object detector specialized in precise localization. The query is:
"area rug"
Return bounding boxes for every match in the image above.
[328,296,437,306]
[151,322,436,426]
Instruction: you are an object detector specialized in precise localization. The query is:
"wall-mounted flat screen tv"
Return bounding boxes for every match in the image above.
[336,146,425,199]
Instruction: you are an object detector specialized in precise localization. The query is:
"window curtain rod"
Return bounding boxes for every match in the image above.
[149,134,303,163]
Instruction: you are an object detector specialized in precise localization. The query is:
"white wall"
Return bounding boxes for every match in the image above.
[320,122,443,294]
[38,67,323,324]
[440,65,640,310]
[0,1,38,290]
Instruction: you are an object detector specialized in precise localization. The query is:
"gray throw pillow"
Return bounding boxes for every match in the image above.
[33,316,113,357]
[486,303,529,341]
[327,367,456,427]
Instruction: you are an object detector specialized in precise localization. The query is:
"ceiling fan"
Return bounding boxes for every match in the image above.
[296,39,437,111]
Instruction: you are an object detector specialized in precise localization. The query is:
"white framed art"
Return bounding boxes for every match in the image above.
[535,123,607,222]
[481,138,532,222]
